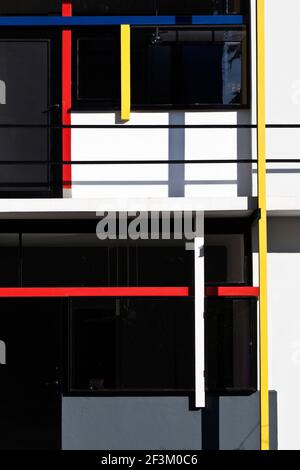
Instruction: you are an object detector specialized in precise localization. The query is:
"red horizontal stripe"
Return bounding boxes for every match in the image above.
[205,286,259,297]
[0,287,190,298]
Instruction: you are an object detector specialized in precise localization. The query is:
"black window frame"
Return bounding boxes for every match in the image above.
[131,25,249,110]
[72,23,250,111]
[72,27,121,110]
[66,296,196,396]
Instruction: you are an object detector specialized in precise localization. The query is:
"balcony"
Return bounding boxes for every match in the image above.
[0,4,254,199]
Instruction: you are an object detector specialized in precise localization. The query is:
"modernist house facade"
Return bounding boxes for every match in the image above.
[0,0,299,451]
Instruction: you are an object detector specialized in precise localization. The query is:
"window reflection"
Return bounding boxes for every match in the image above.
[70,298,194,392]
[131,27,247,108]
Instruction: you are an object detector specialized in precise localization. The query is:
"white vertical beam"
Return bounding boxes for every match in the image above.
[194,212,205,408]
[0,340,6,365]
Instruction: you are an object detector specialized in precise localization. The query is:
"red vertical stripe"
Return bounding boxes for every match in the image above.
[62,2,72,190]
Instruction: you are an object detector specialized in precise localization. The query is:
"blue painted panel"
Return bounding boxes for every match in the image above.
[0,15,244,27]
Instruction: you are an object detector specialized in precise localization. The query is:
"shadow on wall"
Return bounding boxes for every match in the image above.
[167,109,253,197]
[253,218,300,253]
[71,110,254,195]
[202,392,277,450]
[237,110,253,197]
[168,112,185,197]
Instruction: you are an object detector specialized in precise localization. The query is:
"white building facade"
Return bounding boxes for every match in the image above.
[0,0,299,451]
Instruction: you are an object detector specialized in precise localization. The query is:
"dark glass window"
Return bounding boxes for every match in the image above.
[72,1,248,15]
[131,27,247,108]
[160,0,248,15]
[205,234,249,285]
[22,234,110,287]
[0,1,60,15]
[73,0,156,15]
[70,297,194,392]
[5,235,193,288]
[205,298,257,394]
[74,29,121,107]
[0,234,19,287]
[135,245,194,286]
[0,0,249,16]
[205,246,227,283]
[74,26,248,109]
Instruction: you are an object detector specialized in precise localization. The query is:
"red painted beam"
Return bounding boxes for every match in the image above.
[62,1,72,190]
[205,286,259,297]
[0,287,190,298]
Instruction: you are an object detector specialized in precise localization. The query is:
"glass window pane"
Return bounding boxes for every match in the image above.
[0,1,248,16]
[205,298,257,393]
[71,299,117,391]
[0,1,60,14]
[120,298,194,390]
[131,27,247,108]
[0,234,19,287]
[136,246,194,286]
[75,30,120,106]
[132,39,173,106]
[205,234,245,284]
[73,1,156,15]
[180,44,224,105]
[159,0,226,15]
[70,298,194,391]
[72,1,246,15]
[22,234,110,287]
[222,42,242,104]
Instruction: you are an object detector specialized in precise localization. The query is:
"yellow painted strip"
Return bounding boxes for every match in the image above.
[256,0,269,451]
[121,25,131,121]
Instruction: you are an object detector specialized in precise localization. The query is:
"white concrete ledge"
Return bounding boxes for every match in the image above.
[267,197,300,216]
[0,196,299,218]
[0,197,257,218]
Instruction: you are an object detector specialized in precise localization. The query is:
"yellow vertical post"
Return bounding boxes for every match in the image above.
[121,25,131,121]
[256,0,269,450]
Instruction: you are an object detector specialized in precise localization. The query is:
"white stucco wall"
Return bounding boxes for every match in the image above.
[253,217,300,450]
[71,110,254,198]
[265,0,300,197]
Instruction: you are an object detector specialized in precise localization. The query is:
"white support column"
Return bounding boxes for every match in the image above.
[194,212,205,408]
[0,340,6,365]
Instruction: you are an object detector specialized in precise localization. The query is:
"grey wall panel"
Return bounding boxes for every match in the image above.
[218,392,277,450]
[62,392,278,450]
[62,397,202,450]
[269,391,278,451]
[219,394,260,450]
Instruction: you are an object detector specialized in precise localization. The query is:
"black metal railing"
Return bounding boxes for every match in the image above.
[0,122,299,192]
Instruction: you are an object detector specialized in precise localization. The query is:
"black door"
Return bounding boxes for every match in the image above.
[0,298,64,449]
[0,31,61,197]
